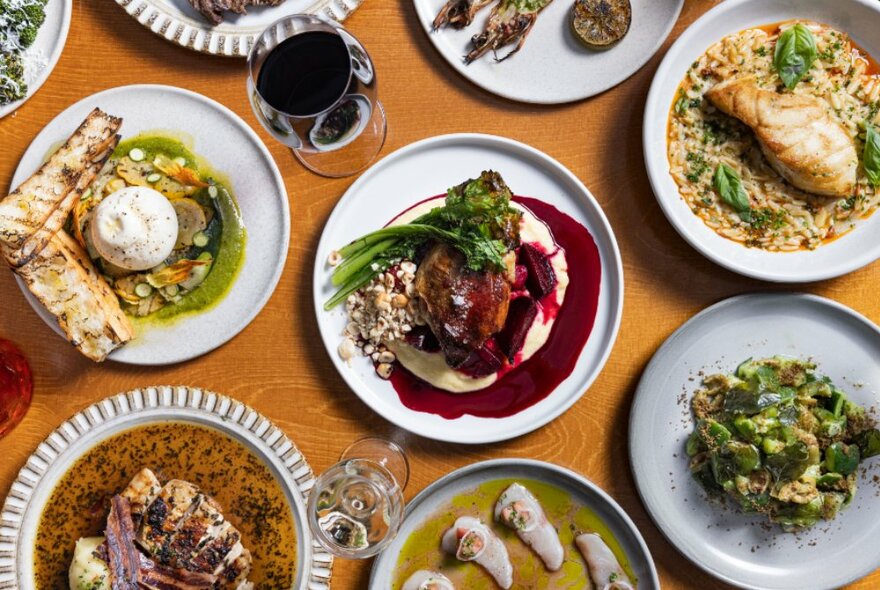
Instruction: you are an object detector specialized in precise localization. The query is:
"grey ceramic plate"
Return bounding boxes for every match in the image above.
[629,293,880,590]
[369,459,659,589]
[9,84,289,365]
[412,0,683,104]
[0,385,332,590]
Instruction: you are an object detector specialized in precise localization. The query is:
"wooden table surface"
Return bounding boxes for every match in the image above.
[1,1,878,588]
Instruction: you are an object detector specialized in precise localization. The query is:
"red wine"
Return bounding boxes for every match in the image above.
[257,31,351,116]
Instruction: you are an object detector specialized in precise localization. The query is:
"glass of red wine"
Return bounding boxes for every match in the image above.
[0,339,32,438]
[247,15,387,178]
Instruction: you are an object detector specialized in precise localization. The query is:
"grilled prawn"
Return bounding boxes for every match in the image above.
[433,0,494,29]
[466,0,554,63]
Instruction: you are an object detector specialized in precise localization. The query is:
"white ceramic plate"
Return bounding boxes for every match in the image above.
[0,0,71,119]
[0,385,332,590]
[412,0,682,104]
[643,0,880,282]
[629,293,880,590]
[313,134,623,444]
[113,0,362,57]
[369,459,659,589]
[10,84,289,365]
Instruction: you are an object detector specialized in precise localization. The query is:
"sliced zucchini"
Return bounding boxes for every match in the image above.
[172,198,208,248]
[128,148,146,162]
[208,185,218,198]
[179,255,213,291]
[135,283,153,298]
[192,231,209,248]
[571,0,632,48]
[146,173,162,183]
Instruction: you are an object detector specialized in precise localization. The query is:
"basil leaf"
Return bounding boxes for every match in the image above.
[863,124,880,187]
[713,163,752,222]
[773,24,818,89]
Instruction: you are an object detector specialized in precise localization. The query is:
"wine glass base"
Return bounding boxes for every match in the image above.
[293,100,387,178]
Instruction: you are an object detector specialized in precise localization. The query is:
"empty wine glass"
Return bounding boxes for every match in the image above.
[246,14,387,178]
[308,437,408,559]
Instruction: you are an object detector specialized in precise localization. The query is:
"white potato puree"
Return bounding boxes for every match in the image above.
[388,198,569,393]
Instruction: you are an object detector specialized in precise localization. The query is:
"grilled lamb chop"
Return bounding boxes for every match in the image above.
[187,0,286,25]
[415,242,511,367]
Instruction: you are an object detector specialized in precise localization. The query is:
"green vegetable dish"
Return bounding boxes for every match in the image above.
[71,134,246,321]
[686,356,880,530]
[0,0,48,104]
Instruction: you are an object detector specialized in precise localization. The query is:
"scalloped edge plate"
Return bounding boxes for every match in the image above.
[113,0,363,57]
[0,385,333,589]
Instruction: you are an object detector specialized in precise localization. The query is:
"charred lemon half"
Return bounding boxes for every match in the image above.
[571,0,632,48]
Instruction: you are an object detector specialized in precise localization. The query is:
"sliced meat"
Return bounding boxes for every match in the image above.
[137,554,217,590]
[186,0,285,25]
[121,468,162,520]
[106,496,141,590]
[414,242,510,367]
[139,480,203,556]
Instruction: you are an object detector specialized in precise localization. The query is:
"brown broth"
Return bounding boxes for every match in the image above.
[33,422,297,589]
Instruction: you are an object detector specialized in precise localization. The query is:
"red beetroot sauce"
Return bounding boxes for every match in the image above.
[388,195,602,419]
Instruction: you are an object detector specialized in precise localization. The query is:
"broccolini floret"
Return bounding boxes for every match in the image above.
[0,0,48,105]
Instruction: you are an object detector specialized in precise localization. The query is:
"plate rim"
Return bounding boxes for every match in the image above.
[8,83,291,366]
[311,132,624,444]
[642,0,880,283]
[411,0,684,104]
[0,385,333,590]
[0,0,72,119]
[367,457,661,589]
[628,292,880,590]
[112,0,363,57]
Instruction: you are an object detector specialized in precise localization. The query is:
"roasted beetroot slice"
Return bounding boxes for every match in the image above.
[497,296,539,362]
[458,341,505,377]
[512,265,528,290]
[519,243,557,299]
[404,326,441,353]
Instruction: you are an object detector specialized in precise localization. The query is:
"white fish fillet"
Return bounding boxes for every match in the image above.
[441,516,513,589]
[14,230,134,361]
[402,570,455,590]
[0,108,121,266]
[575,532,633,590]
[494,482,564,571]
[705,76,857,198]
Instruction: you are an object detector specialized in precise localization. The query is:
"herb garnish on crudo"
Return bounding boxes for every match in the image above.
[687,356,880,530]
[324,170,522,310]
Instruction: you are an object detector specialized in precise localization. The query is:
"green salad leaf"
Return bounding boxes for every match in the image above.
[713,163,752,222]
[863,124,880,188]
[773,24,818,89]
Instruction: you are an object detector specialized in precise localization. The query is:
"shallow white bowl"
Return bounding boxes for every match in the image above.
[630,293,880,589]
[9,85,290,365]
[643,0,880,282]
[369,459,659,589]
[0,386,332,590]
[313,134,623,444]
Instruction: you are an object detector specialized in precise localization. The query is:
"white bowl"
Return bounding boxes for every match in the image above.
[643,0,880,282]
[0,386,332,590]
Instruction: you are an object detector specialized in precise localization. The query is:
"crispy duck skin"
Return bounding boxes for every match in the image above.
[186,0,285,25]
[415,242,511,367]
[0,108,121,266]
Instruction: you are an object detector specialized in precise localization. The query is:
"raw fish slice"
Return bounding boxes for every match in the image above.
[441,516,513,589]
[575,532,633,590]
[494,483,564,571]
[402,569,455,590]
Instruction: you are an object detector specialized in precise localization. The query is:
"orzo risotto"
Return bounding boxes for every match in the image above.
[668,21,880,250]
